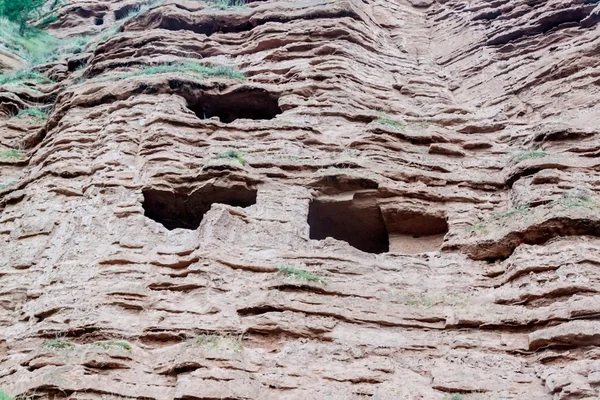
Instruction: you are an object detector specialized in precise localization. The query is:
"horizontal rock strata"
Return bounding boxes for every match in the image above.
[1,0,600,398]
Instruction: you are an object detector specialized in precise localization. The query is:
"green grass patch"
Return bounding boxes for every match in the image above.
[43,339,75,350]
[0,389,15,400]
[0,181,16,191]
[469,223,488,234]
[210,0,248,10]
[559,193,599,209]
[191,334,243,353]
[48,35,93,61]
[15,107,48,120]
[94,340,132,351]
[512,150,548,163]
[0,18,60,64]
[0,68,53,86]
[279,266,326,284]
[112,62,245,81]
[0,17,92,86]
[216,149,246,165]
[376,116,405,131]
[0,149,23,159]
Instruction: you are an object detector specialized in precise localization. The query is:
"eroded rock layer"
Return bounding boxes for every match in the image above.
[1,0,600,398]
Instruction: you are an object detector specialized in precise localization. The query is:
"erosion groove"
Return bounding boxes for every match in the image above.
[1,0,600,398]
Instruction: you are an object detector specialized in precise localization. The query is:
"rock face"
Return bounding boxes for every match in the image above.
[1,0,600,398]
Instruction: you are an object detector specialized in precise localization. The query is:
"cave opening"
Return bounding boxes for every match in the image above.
[382,209,448,254]
[142,184,257,230]
[187,90,282,123]
[308,197,390,254]
[308,196,449,255]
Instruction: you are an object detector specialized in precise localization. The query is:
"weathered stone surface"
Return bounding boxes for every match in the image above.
[1,0,600,398]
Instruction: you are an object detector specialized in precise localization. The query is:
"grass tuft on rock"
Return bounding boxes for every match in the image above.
[279,266,326,284]
[512,150,548,163]
[0,389,15,400]
[0,69,53,86]
[210,0,248,10]
[115,62,245,81]
[216,149,246,165]
[469,223,488,234]
[0,149,24,160]
[43,339,75,350]
[376,116,405,131]
[0,17,92,86]
[0,181,16,191]
[94,340,132,351]
[559,192,599,209]
[15,107,48,120]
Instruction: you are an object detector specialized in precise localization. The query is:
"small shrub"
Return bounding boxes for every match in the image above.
[15,107,47,120]
[279,266,326,284]
[43,339,75,350]
[512,150,548,163]
[216,149,246,165]
[0,149,23,159]
[94,340,132,351]
[376,116,405,131]
[0,389,15,400]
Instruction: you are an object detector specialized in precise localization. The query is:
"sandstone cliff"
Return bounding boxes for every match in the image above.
[1,0,600,399]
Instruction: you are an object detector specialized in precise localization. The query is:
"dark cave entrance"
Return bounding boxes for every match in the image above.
[187,90,282,123]
[308,195,449,254]
[308,197,390,254]
[142,184,257,230]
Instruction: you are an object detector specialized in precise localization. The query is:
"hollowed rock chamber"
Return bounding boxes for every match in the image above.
[187,90,282,123]
[308,194,447,254]
[142,183,257,230]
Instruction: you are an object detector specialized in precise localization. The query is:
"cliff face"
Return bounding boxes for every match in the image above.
[1,0,600,398]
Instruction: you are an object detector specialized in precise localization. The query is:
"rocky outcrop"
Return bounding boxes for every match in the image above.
[1,0,600,398]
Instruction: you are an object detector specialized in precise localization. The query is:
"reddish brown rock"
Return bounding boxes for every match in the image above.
[1,0,600,398]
